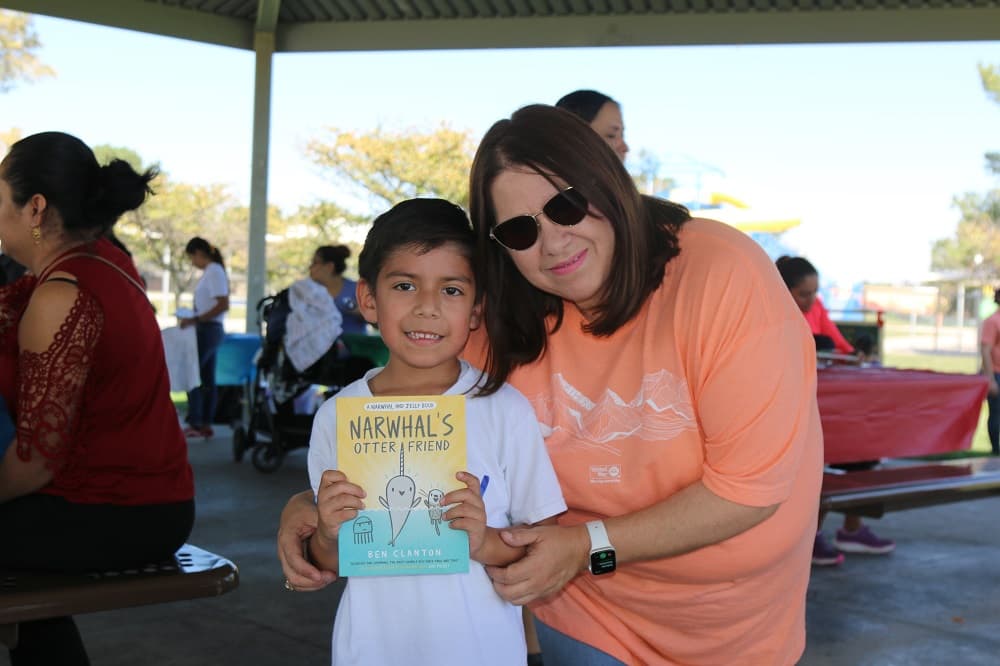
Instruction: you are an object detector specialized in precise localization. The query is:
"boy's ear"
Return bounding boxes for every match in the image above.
[468,302,483,331]
[357,279,377,325]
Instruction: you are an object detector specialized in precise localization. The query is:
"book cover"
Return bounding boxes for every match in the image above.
[336,394,469,577]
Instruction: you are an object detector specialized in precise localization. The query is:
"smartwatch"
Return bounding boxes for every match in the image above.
[586,520,617,575]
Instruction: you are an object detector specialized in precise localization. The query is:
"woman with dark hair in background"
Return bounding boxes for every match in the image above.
[555,89,629,162]
[775,255,896,566]
[180,236,229,438]
[0,131,194,665]
[310,244,367,335]
[775,255,857,356]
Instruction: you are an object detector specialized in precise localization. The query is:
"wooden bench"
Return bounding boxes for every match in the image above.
[821,457,1000,518]
[0,543,239,649]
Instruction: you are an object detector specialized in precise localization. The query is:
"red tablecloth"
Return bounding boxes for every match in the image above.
[817,366,989,464]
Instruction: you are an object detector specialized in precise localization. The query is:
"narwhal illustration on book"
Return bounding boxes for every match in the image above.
[379,448,423,547]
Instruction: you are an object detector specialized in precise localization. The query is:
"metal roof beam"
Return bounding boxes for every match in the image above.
[277,7,1000,50]
[257,0,282,31]
[2,0,256,50]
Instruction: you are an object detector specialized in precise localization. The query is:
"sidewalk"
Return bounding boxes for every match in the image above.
[4,428,999,665]
[805,501,1000,664]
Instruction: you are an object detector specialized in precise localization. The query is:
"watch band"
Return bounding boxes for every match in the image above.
[586,520,617,575]
[586,520,613,551]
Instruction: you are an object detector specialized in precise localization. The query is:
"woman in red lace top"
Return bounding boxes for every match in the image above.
[0,132,195,666]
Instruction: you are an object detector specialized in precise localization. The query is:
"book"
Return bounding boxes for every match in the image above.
[336,394,469,577]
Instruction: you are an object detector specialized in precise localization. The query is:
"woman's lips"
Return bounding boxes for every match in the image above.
[549,250,586,276]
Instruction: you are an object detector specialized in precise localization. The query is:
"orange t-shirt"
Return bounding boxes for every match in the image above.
[981,311,1000,371]
[472,219,823,665]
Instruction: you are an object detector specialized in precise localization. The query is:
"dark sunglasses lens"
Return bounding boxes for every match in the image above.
[493,216,538,251]
[544,189,587,226]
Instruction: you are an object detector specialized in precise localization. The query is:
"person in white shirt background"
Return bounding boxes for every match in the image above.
[179,236,229,438]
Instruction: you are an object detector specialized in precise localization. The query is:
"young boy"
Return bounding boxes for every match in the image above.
[306,198,566,666]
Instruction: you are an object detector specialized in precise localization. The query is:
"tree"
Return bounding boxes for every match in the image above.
[2,11,53,152]
[264,201,363,291]
[931,190,1000,278]
[0,127,21,153]
[304,124,475,212]
[981,63,1000,176]
[117,177,244,309]
[90,144,249,309]
[932,64,1000,279]
[0,10,54,93]
[630,149,676,196]
[93,144,146,174]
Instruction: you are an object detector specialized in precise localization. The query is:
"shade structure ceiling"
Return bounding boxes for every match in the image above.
[5,0,1000,53]
[4,0,998,328]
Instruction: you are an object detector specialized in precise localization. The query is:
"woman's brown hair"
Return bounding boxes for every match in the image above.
[469,104,689,393]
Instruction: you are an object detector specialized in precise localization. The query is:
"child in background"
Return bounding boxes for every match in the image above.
[304,198,566,666]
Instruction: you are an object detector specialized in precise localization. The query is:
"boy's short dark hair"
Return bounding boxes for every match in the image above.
[358,198,479,299]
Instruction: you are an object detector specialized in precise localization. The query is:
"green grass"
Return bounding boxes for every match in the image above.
[168,353,992,453]
[883,352,992,454]
[170,392,188,415]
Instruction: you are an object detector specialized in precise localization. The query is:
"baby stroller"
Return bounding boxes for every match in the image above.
[233,289,374,473]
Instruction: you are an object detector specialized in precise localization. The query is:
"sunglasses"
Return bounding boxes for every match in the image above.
[490,187,588,251]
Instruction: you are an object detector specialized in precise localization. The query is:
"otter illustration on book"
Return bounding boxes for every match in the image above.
[379,448,422,546]
[423,489,445,536]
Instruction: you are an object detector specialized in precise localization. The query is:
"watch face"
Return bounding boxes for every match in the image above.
[589,548,616,575]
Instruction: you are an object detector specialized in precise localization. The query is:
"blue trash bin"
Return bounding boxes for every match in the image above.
[213,333,261,425]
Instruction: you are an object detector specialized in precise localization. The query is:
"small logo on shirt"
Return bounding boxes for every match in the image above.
[590,464,622,484]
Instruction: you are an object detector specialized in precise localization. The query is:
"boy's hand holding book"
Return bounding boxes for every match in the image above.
[444,470,537,568]
[443,471,488,561]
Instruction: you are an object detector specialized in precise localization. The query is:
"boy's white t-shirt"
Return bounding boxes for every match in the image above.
[308,360,567,666]
[193,262,228,323]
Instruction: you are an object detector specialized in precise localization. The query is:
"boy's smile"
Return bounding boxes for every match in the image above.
[358,242,481,394]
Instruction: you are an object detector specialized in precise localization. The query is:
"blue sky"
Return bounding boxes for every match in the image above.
[4,14,1000,285]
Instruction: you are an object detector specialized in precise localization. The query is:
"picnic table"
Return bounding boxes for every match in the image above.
[817,366,988,465]
[815,366,1000,516]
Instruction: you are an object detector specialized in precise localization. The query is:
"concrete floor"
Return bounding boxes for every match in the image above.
[4,428,999,665]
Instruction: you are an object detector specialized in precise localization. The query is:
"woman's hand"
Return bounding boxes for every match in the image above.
[179,317,196,329]
[485,524,590,606]
[277,490,336,591]
[442,471,487,561]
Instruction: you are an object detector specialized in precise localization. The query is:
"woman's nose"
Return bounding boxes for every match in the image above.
[536,214,574,254]
[617,138,629,159]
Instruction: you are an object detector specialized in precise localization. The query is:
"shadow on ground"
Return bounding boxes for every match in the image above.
[3,427,999,665]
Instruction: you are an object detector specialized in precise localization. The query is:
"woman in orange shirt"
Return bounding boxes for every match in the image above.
[280,106,823,665]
